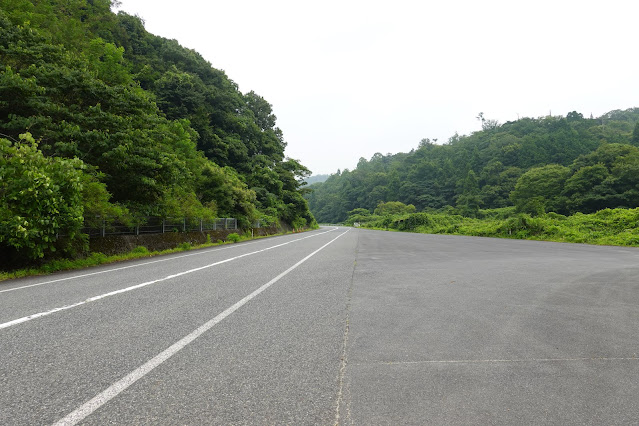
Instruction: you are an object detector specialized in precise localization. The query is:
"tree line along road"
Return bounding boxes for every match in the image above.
[1,227,638,425]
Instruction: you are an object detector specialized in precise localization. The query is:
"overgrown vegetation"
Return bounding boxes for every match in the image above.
[0,133,86,258]
[226,233,241,243]
[347,205,639,247]
[310,108,639,247]
[0,1,316,263]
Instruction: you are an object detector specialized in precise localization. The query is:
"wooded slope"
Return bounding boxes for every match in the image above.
[0,0,314,260]
[307,110,639,222]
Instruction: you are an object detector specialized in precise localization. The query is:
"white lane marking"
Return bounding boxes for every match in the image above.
[0,228,339,330]
[0,242,261,294]
[53,230,349,426]
[0,228,336,294]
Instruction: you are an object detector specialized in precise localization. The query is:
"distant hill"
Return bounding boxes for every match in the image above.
[305,174,331,185]
[306,109,639,223]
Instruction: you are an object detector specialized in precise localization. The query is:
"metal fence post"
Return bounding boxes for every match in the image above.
[83,216,237,239]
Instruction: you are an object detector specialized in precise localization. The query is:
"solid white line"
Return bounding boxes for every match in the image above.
[0,228,338,330]
[0,228,336,294]
[0,242,261,295]
[53,230,349,426]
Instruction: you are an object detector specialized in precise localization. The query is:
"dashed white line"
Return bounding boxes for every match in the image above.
[52,230,349,426]
[0,228,339,330]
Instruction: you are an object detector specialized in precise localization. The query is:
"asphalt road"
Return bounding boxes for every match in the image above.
[1,227,638,425]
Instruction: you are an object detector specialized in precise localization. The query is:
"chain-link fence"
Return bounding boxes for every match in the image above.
[81,217,237,237]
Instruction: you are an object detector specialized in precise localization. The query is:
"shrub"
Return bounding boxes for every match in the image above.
[131,246,149,255]
[292,217,307,230]
[87,252,108,264]
[226,233,241,243]
[495,215,546,237]
[396,213,432,231]
[374,201,416,216]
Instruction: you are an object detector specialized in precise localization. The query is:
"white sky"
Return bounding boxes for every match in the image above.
[115,0,639,175]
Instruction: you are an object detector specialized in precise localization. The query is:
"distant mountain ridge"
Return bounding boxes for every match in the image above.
[305,174,330,185]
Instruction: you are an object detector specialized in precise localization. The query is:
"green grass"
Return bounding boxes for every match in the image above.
[358,207,639,247]
[0,228,314,282]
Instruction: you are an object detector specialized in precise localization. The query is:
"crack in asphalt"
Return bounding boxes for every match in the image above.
[334,230,358,426]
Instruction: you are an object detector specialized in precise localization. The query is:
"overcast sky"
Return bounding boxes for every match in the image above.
[115,0,639,175]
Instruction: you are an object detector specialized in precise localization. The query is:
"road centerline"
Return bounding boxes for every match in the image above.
[0,228,339,330]
[52,230,349,426]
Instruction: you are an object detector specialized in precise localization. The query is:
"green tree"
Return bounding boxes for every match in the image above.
[511,165,571,215]
[0,1,317,236]
[563,164,610,213]
[608,150,639,209]
[456,170,481,216]
[374,201,416,216]
[0,134,85,259]
[632,122,639,146]
[306,109,639,222]
[195,160,258,223]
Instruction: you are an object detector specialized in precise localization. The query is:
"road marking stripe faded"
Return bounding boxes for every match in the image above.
[0,228,339,330]
[52,230,349,426]
[0,228,336,294]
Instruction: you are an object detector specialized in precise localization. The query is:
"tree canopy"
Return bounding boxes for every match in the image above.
[0,1,315,259]
[307,110,639,222]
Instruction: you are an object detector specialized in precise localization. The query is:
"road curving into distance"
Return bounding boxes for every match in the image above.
[1,227,638,425]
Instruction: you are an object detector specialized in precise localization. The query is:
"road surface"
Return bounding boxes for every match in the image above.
[1,227,638,425]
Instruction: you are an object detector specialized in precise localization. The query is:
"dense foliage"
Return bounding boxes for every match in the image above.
[0,133,85,258]
[346,206,639,247]
[307,110,639,222]
[0,0,315,259]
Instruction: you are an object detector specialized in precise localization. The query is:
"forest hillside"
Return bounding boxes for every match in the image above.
[307,109,639,223]
[0,0,315,260]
